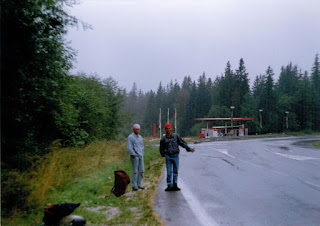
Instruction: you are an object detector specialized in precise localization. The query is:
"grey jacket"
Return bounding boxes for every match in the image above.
[160,133,191,157]
[127,133,144,157]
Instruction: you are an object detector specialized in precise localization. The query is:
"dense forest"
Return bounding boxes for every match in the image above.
[123,56,320,137]
[1,0,126,171]
[1,0,128,216]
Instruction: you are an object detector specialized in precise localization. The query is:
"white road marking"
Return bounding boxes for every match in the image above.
[304,181,320,188]
[274,152,319,161]
[264,148,320,165]
[179,178,219,226]
[211,148,235,158]
[210,147,288,176]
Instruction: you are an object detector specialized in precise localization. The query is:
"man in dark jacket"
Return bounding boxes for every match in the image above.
[160,123,195,191]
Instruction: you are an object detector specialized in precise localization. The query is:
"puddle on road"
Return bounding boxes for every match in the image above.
[280,146,290,151]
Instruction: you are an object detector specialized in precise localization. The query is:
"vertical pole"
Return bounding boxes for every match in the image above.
[225,122,227,135]
[159,108,161,138]
[167,108,170,123]
[153,123,156,139]
[231,110,233,126]
[175,108,177,133]
[285,111,289,130]
[243,124,245,136]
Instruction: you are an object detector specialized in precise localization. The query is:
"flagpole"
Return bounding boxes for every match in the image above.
[175,108,177,133]
[159,108,161,138]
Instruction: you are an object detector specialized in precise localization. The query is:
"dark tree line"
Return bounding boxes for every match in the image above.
[124,56,320,137]
[2,0,320,168]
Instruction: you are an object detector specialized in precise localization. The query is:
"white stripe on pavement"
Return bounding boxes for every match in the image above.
[179,178,219,226]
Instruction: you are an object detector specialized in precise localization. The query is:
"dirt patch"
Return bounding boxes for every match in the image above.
[87,206,121,220]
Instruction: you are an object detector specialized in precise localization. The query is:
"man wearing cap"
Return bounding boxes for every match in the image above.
[160,123,195,191]
[127,124,145,191]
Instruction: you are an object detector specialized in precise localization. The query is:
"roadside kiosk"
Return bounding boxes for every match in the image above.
[193,117,254,138]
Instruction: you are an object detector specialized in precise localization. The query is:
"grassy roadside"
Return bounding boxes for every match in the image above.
[313,141,320,147]
[2,140,165,225]
[285,131,320,136]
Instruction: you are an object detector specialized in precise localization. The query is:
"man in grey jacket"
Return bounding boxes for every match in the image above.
[160,123,195,191]
[127,124,145,191]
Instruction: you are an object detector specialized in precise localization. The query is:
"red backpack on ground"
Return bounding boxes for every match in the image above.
[111,170,130,197]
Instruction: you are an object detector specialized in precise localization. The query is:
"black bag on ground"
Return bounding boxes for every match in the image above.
[111,169,130,197]
[43,203,84,225]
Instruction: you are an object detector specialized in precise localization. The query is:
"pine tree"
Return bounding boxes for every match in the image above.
[294,71,313,131]
[143,91,157,136]
[234,58,250,116]
[259,66,278,133]
[219,61,234,108]
[1,0,79,161]
[252,74,266,99]
[311,54,320,131]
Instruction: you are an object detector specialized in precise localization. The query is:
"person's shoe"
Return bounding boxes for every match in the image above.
[173,184,181,191]
[138,186,145,189]
[165,186,173,191]
[133,187,138,191]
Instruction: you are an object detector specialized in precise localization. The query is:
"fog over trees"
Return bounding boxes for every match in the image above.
[123,55,320,137]
[2,0,319,168]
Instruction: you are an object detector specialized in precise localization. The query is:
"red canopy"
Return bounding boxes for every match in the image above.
[193,117,254,121]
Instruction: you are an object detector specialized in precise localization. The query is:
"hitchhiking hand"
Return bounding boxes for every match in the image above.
[191,148,195,153]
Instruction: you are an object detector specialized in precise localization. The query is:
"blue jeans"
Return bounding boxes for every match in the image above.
[130,156,144,189]
[165,155,179,187]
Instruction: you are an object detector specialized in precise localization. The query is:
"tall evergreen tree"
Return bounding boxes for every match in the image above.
[259,66,278,133]
[293,72,313,130]
[1,0,79,163]
[311,54,320,93]
[276,63,301,97]
[181,75,193,92]
[276,63,303,131]
[310,54,320,131]
[126,82,138,114]
[234,58,250,116]
[155,82,167,124]
[196,72,211,117]
[219,61,234,108]
[252,74,266,99]
[184,81,198,135]
[143,91,157,136]
[174,89,190,135]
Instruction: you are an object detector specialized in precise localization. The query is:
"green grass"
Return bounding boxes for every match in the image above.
[285,130,320,136]
[2,140,165,225]
[313,141,320,148]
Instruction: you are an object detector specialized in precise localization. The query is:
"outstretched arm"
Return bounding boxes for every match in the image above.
[177,135,195,152]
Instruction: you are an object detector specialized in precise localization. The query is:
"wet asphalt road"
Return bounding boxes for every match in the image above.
[154,136,320,226]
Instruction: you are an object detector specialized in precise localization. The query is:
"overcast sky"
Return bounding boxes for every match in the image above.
[66,0,320,92]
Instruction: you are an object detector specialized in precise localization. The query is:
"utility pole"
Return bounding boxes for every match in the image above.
[175,108,177,133]
[159,108,161,138]
[167,108,169,123]
[259,109,263,129]
[230,106,235,126]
